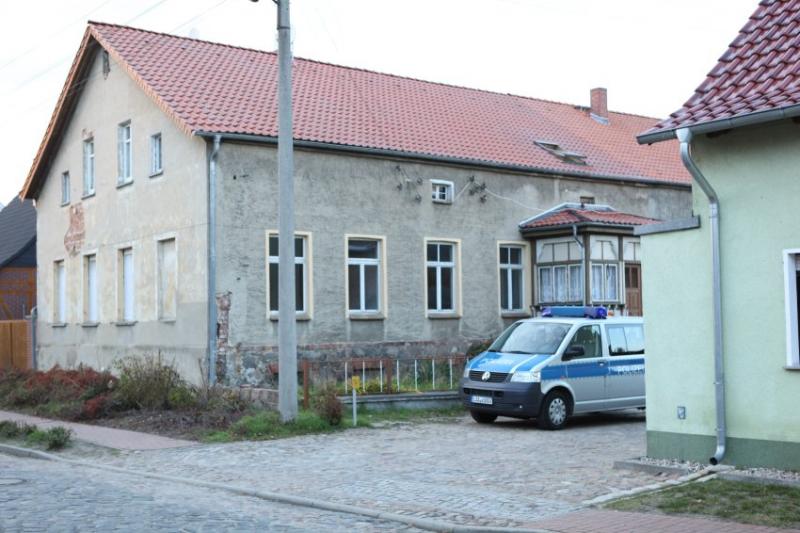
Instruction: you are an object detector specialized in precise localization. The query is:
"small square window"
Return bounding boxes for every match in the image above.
[431,180,454,204]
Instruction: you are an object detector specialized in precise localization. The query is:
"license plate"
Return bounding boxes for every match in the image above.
[471,395,493,405]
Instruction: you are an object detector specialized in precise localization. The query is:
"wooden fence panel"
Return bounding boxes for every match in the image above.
[0,320,30,370]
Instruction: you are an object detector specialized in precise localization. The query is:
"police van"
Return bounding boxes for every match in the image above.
[460,306,644,429]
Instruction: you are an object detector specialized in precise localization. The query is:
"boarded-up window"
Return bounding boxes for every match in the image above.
[55,261,66,323]
[120,248,134,321]
[158,239,177,320]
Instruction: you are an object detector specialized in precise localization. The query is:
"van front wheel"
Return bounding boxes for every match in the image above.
[538,391,570,430]
[470,411,497,424]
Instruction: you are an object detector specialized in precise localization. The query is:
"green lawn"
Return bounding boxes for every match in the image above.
[607,478,800,529]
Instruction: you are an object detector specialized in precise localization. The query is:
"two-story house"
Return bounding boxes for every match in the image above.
[21,22,690,385]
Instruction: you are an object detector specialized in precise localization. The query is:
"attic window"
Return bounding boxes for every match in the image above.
[534,140,588,166]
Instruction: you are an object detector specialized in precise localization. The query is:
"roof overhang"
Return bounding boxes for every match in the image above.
[519,222,638,238]
[637,103,800,145]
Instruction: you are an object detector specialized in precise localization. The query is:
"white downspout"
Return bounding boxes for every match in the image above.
[676,127,726,465]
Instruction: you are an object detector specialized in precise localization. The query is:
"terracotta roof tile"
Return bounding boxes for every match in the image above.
[641,0,800,141]
[520,205,658,231]
[23,22,690,198]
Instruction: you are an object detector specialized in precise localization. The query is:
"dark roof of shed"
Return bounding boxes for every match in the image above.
[0,197,36,269]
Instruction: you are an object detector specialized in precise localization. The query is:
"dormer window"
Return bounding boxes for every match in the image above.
[534,140,588,166]
[431,180,453,204]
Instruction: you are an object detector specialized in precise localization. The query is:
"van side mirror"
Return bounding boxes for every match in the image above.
[563,345,585,360]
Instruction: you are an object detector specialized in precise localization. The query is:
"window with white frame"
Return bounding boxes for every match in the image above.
[784,250,800,367]
[157,238,177,320]
[589,237,619,302]
[536,239,583,304]
[84,254,98,323]
[268,234,307,314]
[348,239,381,314]
[426,242,457,312]
[54,260,66,323]
[61,172,70,205]
[117,121,132,184]
[83,139,95,196]
[150,133,163,176]
[119,248,135,322]
[431,180,453,204]
[499,245,525,312]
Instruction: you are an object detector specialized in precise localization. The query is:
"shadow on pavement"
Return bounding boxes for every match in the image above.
[484,409,646,431]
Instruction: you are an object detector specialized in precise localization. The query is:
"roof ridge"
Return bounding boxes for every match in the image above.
[86,21,662,121]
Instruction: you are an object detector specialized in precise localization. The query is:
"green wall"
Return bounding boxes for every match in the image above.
[642,120,800,467]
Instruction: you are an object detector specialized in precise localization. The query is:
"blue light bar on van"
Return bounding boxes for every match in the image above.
[541,306,607,319]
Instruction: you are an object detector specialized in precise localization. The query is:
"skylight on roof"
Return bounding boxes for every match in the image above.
[534,140,588,166]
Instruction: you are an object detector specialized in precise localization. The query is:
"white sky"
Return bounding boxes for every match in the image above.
[0,0,757,205]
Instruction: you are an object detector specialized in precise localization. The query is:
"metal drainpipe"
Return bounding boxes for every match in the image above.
[207,135,221,386]
[676,127,726,465]
[30,306,37,370]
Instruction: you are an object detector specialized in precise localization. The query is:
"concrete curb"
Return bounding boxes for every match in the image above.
[0,443,551,533]
[719,472,800,489]
[612,460,691,476]
[581,467,716,506]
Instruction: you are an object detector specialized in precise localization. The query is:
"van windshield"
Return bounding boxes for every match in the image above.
[488,322,571,355]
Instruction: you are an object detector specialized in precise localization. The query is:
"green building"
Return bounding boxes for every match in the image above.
[636,0,800,468]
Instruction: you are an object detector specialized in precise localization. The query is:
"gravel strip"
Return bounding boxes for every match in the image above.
[634,456,707,473]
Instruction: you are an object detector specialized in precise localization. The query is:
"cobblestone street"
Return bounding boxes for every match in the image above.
[60,411,661,529]
[0,454,418,532]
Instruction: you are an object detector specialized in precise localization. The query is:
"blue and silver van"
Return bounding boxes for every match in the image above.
[460,307,645,429]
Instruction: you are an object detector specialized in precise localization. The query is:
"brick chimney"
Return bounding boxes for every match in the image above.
[590,87,608,124]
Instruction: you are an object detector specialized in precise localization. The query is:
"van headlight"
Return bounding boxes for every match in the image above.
[463,364,471,378]
[510,370,540,383]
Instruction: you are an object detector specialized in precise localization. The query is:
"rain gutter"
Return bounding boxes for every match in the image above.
[676,127,726,465]
[194,131,690,190]
[207,135,221,385]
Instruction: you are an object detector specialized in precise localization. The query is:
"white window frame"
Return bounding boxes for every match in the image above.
[498,241,531,315]
[783,249,800,368]
[54,260,66,324]
[61,171,70,206]
[425,238,461,317]
[83,138,95,196]
[117,121,132,185]
[266,231,313,320]
[150,132,163,176]
[431,179,454,204]
[83,253,98,323]
[118,247,135,323]
[537,263,584,304]
[156,236,178,321]
[590,262,620,303]
[346,235,387,318]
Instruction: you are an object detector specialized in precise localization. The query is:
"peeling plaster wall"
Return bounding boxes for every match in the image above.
[214,142,690,386]
[35,49,209,382]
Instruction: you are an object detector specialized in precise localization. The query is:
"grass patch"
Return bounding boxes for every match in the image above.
[344,405,465,426]
[0,420,72,450]
[607,478,800,529]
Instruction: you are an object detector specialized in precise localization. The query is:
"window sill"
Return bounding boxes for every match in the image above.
[149,170,163,179]
[501,311,531,319]
[269,313,312,322]
[116,179,133,189]
[159,318,176,324]
[60,202,70,207]
[51,322,67,328]
[427,312,461,320]
[348,312,385,321]
[81,322,99,328]
[115,320,137,327]
[784,366,800,372]
[82,192,95,200]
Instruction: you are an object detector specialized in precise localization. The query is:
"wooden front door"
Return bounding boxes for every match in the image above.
[625,264,643,316]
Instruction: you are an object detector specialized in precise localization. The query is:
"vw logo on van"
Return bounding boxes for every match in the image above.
[481,371,491,382]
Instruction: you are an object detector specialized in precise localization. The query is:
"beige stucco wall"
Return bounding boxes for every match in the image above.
[642,120,800,465]
[35,48,209,382]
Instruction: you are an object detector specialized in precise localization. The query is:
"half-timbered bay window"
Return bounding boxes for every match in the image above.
[536,239,583,304]
[590,237,619,302]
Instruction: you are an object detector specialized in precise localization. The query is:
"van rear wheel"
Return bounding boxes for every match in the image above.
[470,411,497,424]
[538,391,570,430]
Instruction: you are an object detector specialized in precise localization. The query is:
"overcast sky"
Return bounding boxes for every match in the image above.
[0,0,757,205]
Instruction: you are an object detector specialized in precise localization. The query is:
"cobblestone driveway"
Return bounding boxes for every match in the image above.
[0,454,417,532]
[69,411,662,529]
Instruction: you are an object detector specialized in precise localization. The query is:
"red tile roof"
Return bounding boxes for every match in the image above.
[640,0,800,142]
[520,204,658,231]
[22,22,690,198]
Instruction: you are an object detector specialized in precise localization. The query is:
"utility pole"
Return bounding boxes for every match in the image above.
[275,0,297,422]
